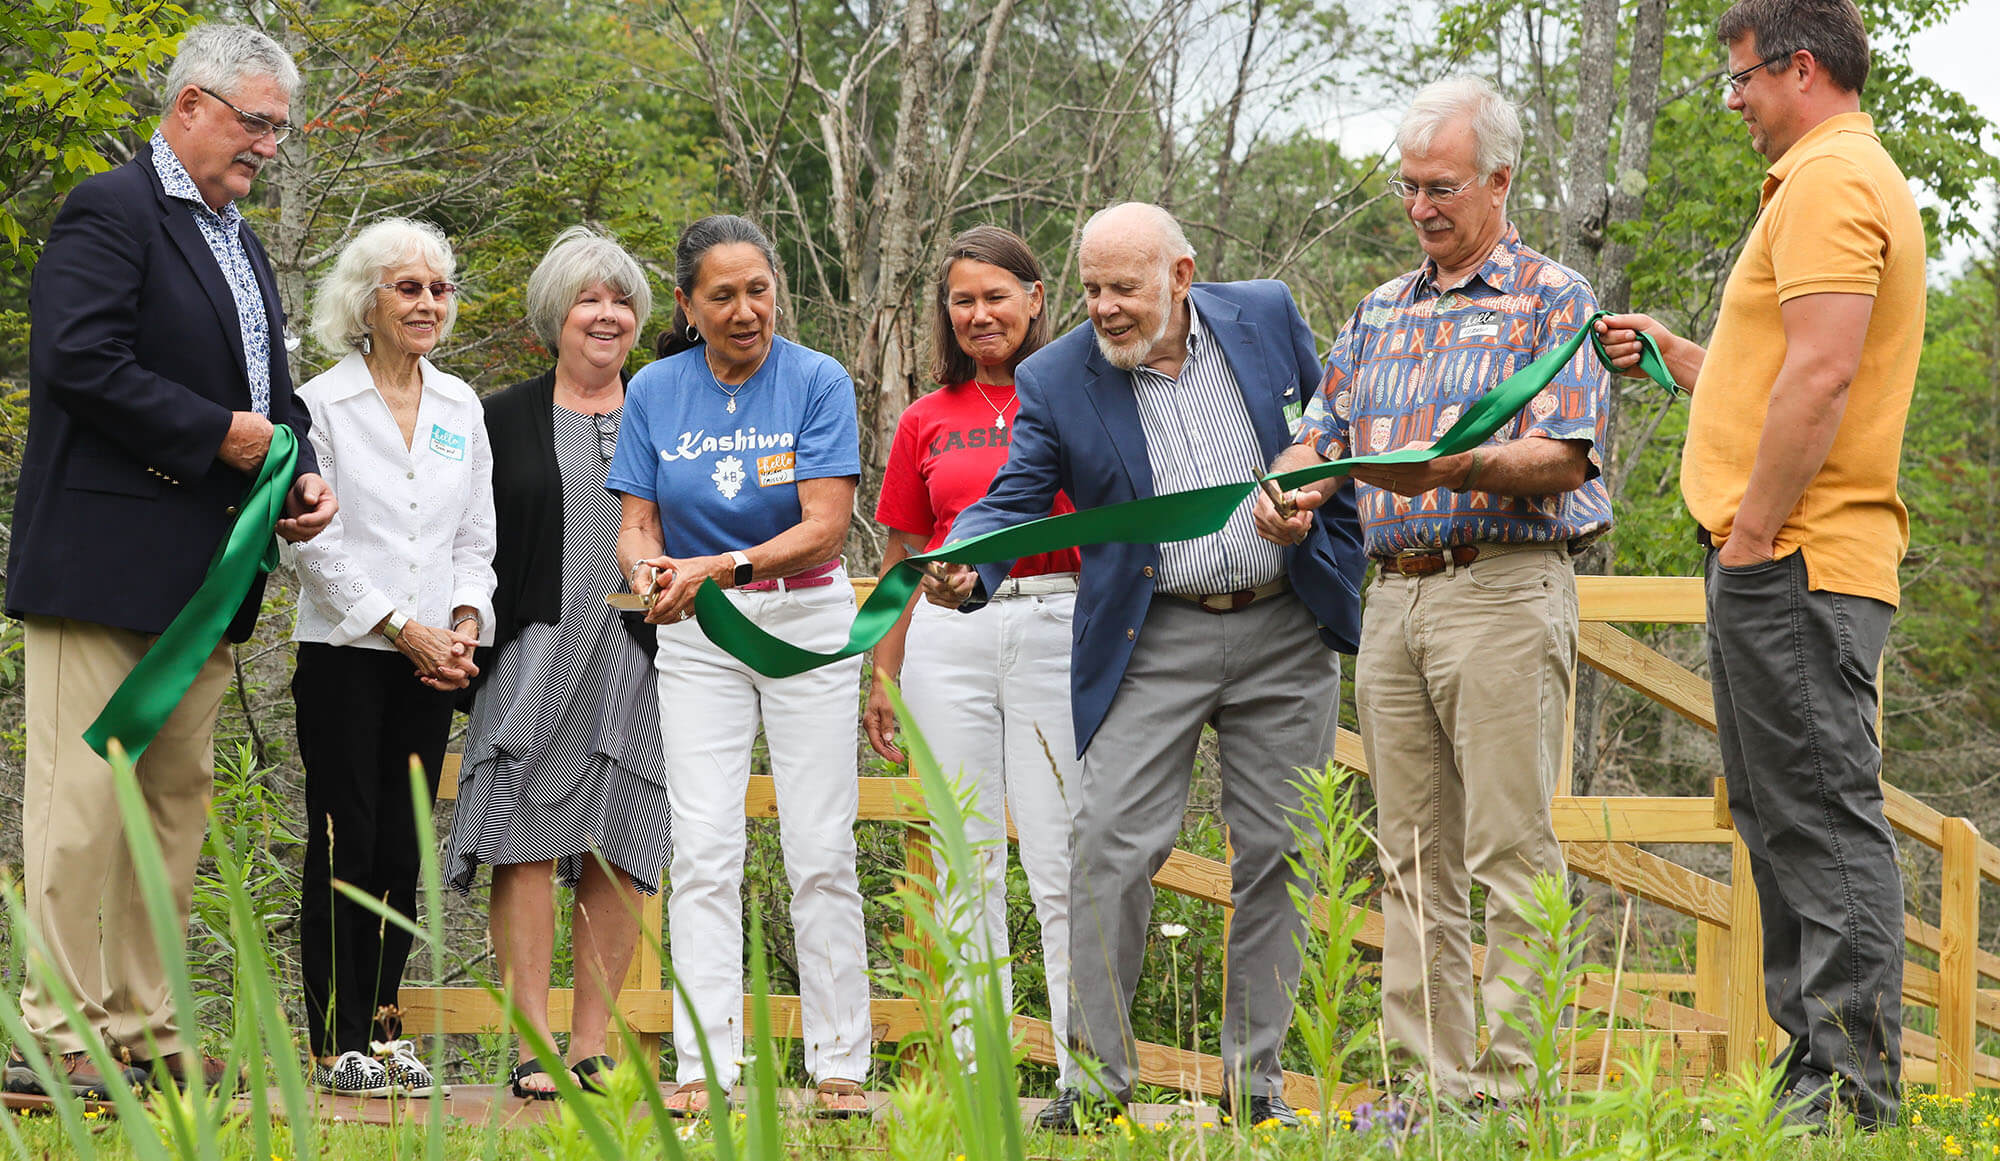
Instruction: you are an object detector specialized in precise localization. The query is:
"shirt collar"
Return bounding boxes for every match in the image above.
[1184,298,1208,356]
[316,351,472,404]
[1417,222,1524,297]
[150,130,241,223]
[1762,111,1876,203]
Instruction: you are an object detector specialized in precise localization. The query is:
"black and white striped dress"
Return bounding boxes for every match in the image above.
[448,405,670,894]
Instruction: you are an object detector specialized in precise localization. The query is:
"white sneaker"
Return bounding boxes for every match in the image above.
[372,1039,448,1098]
[310,1051,390,1097]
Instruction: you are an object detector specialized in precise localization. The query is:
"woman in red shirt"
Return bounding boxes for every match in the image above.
[865,225,1081,1083]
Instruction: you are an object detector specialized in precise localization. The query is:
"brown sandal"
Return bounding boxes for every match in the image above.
[814,1077,870,1119]
[664,1079,713,1118]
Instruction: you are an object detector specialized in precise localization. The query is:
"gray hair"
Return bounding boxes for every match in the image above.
[162,23,300,106]
[311,218,460,356]
[525,225,655,349]
[1078,202,1197,265]
[1396,76,1523,179]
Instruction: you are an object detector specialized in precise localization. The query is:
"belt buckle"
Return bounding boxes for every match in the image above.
[1391,548,1435,575]
[1197,592,1232,613]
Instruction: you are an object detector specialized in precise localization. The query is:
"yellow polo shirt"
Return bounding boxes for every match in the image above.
[1682,111,1925,606]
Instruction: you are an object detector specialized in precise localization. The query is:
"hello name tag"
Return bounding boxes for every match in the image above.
[429,424,467,461]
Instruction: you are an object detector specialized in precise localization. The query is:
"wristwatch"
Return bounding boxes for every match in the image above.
[382,609,410,643]
[729,550,754,588]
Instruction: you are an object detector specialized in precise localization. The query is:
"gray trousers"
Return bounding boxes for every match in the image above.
[1707,549,1902,1126]
[1069,591,1339,1100]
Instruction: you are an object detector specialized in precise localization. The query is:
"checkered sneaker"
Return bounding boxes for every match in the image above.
[310,1050,390,1097]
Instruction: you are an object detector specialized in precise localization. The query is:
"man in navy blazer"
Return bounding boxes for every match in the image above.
[3,23,335,1098]
[935,203,1364,1130]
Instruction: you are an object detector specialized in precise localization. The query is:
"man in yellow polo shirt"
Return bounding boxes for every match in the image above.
[1597,0,1921,1132]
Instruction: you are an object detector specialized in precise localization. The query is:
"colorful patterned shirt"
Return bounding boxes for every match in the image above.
[1297,225,1611,555]
[149,130,271,415]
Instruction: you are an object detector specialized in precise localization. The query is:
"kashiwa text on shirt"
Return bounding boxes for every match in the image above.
[606,336,862,559]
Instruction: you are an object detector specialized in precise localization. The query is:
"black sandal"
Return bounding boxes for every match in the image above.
[571,1054,616,1097]
[508,1060,560,1101]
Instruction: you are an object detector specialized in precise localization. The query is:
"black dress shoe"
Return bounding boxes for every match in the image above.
[1034,1087,1085,1133]
[1234,1093,1300,1128]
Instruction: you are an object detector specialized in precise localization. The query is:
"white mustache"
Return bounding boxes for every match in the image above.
[1417,219,1452,232]
[234,152,264,173]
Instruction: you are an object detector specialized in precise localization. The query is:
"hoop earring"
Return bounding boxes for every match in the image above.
[685,323,699,342]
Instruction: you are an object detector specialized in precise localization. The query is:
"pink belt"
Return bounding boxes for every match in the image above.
[738,558,841,592]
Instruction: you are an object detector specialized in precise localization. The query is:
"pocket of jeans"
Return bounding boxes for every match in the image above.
[1464,550,1555,594]
[1715,555,1785,576]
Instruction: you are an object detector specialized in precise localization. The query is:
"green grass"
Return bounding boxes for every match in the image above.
[0,717,1982,1160]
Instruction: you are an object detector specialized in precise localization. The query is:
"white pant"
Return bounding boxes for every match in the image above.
[654,576,869,1087]
[900,591,1081,1082]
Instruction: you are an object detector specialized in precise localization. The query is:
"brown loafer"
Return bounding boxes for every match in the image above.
[134,1052,239,1094]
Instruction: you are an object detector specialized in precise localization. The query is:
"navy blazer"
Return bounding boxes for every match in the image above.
[6,143,317,641]
[952,281,1365,756]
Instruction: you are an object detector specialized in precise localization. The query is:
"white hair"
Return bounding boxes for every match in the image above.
[311,218,460,356]
[162,23,300,106]
[1396,76,1523,179]
[524,226,655,349]
[1079,202,1197,265]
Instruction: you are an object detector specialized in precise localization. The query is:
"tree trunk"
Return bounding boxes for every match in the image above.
[1567,0,1669,799]
[1557,0,1617,289]
[854,0,939,480]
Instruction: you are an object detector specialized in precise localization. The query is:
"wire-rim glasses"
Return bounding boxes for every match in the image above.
[197,87,296,144]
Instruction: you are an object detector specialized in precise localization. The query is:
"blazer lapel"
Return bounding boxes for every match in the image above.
[150,158,251,392]
[1193,286,1288,459]
[1079,342,1155,500]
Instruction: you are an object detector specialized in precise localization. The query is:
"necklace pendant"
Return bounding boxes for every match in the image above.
[726,399,736,414]
[995,414,1006,427]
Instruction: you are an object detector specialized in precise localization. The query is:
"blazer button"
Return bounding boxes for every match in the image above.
[1142,566,1154,578]
[1126,628,1135,640]
[225,505,239,516]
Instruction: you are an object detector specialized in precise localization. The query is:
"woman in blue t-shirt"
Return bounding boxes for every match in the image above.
[607,215,870,1119]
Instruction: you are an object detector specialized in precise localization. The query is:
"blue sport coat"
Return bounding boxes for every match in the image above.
[951,280,1365,756]
[6,143,317,641]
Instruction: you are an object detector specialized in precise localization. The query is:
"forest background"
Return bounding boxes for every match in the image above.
[0,0,1998,1087]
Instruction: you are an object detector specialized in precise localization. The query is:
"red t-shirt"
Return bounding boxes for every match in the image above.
[876,382,1081,578]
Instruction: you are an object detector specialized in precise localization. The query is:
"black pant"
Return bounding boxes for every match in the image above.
[1706,550,1902,1126]
[293,643,455,1057]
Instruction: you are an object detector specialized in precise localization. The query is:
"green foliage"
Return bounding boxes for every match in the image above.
[1497,871,1601,1157]
[0,0,186,256]
[1283,762,1378,1126]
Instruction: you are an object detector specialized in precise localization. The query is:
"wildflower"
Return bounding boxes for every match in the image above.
[82,1110,101,1120]
[1160,923,1189,939]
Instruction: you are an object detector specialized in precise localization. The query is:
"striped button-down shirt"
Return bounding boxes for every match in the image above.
[1131,302,1284,595]
[150,131,271,415]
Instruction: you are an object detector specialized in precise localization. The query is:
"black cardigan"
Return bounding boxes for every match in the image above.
[467,369,651,700]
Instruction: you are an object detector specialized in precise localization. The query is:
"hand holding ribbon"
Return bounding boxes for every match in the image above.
[684,311,1672,678]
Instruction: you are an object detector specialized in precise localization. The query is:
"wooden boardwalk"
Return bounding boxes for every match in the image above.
[2,1086,1248,1130]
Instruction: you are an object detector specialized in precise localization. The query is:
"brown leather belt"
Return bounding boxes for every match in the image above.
[1373,545,1483,577]
[1165,576,1290,614]
[1375,542,1561,577]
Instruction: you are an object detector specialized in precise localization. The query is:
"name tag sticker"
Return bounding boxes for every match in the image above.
[1283,400,1304,431]
[757,451,796,487]
[428,424,466,461]
[1458,310,1501,341]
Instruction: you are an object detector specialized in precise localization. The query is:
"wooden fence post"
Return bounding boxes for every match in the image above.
[1726,833,1779,1071]
[1939,816,1980,1096]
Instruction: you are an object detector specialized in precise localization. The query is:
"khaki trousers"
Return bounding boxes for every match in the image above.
[18,616,233,1056]
[1357,546,1575,1101]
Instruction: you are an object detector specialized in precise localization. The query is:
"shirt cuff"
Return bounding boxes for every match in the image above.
[330,589,397,647]
[450,589,498,646]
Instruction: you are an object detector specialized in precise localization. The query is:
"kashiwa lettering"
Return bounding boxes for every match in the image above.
[667,427,798,460]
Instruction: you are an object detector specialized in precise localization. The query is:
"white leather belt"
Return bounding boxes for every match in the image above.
[990,572,1080,599]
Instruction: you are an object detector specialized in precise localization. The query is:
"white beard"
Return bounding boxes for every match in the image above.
[1092,294,1172,371]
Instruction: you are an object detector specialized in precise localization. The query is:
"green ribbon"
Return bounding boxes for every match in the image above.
[695,311,1672,678]
[85,425,298,761]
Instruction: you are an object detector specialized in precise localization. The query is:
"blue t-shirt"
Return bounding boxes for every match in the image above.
[606,336,862,558]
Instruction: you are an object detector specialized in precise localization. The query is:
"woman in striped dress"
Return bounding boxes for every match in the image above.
[448,226,669,1099]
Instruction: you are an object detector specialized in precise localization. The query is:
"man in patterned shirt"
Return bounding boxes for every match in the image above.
[1255,76,1611,1106]
[5,24,334,1098]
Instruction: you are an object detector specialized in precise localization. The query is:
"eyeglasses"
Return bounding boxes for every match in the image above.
[376,280,459,301]
[1721,52,1791,97]
[1388,176,1479,204]
[198,87,296,144]
[591,412,620,463]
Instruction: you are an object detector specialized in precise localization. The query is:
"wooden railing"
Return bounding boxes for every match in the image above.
[401,575,1999,1101]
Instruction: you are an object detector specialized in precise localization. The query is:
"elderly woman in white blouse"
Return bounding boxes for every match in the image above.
[290,217,496,1099]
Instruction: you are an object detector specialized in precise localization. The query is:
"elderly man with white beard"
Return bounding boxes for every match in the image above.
[929,202,1366,1132]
